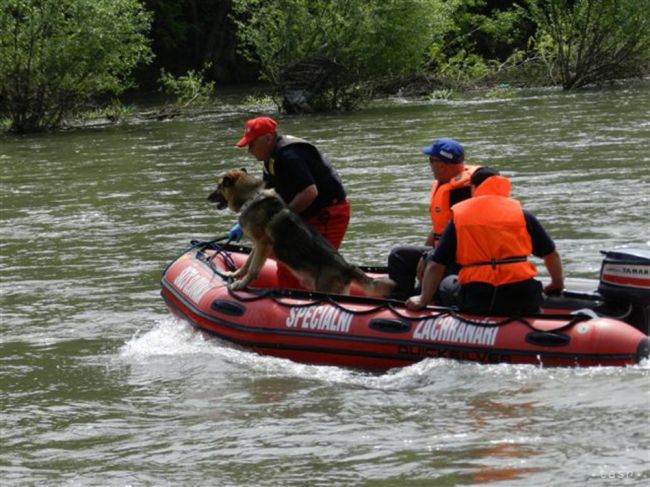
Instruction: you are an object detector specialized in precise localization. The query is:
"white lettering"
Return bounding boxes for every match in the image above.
[422,320,433,340]
[430,320,442,340]
[321,308,335,331]
[453,322,467,342]
[485,327,498,345]
[441,317,456,342]
[471,327,485,344]
[340,312,352,333]
[286,308,298,327]
[604,263,649,277]
[303,307,314,329]
[310,307,322,329]
[413,320,426,339]
[284,305,352,334]
[412,315,499,346]
[173,267,212,304]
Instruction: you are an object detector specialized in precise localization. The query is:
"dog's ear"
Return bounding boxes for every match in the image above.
[222,175,234,187]
[240,167,247,173]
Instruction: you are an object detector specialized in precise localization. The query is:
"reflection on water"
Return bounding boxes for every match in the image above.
[1,82,649,485]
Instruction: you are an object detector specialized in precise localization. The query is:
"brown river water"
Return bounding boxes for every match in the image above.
[1,82,649,485]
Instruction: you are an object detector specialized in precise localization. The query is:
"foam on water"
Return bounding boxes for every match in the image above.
[120,316,209,358]
[119,315,649,394]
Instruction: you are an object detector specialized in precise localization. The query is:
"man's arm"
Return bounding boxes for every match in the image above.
[523,210,564,294]
[407,221,457,310]
[542,250,564,294]
[288,184,318,214]
[406,260,446,310]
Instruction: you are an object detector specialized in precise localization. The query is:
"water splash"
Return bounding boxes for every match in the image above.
[119,316,215,359]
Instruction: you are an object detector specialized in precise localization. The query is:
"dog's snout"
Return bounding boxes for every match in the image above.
[208,188,228,209]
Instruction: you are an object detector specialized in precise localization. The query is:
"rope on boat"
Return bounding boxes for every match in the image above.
[225,287,591,333]
[599,303,633,321]
[192,240,592,333]
[161,238,225,278]
[193,238,238,278]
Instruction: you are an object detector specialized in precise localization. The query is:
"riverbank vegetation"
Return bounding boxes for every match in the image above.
[1,0,649,133]
[0,0,152,133]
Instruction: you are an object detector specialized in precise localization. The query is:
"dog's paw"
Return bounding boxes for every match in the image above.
[229,279,247,290]
[223,270,242,279]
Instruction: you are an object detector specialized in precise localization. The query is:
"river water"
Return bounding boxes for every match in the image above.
[1,82,649,485]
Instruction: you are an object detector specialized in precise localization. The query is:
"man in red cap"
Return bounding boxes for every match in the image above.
[233,116,350,290]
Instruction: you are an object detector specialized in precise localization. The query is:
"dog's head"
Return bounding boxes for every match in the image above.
[208,168,262,212]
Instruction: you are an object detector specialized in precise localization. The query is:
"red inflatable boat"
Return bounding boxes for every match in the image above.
[160,242,650,370]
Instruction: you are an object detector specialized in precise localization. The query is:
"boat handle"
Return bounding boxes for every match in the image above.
[211,299,246,316]
[369,318,412,333]
[525,331,570,347]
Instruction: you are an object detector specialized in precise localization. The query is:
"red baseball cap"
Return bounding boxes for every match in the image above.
[235,116,278,147]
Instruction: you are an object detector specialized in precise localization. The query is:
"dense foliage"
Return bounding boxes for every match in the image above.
[1,0,649,132]
[0,0,152,133]
[141,0,248,85]
[427,0,534,86]
[232,0,450,111]
[528,0,650,89]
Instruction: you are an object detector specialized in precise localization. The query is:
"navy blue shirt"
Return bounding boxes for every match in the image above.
[427,209,556,265]
[264,139,346,216]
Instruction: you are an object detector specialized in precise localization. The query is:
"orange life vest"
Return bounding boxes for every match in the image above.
[429,165,480,245]
[453,175,538,286]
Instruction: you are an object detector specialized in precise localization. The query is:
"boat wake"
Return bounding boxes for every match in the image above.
[121,317,650,395]
[119,316,214,359]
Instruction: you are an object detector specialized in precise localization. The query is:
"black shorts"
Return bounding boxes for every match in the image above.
[459,278,543,316]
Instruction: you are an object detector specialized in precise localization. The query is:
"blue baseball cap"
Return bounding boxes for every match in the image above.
[422,138,464,164]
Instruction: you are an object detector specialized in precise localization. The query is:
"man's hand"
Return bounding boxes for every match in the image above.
[406,295,429,311]
[543,281,564,296]
[228,223,244,242]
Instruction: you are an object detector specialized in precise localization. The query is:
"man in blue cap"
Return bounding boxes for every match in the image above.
[406,167,564,314]
[387,137,481,300]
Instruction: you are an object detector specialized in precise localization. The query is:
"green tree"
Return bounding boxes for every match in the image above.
[232,0,449,112]
[528,0,650,89]
[0,0,152,133]
[423,0,535,88]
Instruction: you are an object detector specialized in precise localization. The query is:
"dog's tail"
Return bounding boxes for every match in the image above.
[349,267,395,298]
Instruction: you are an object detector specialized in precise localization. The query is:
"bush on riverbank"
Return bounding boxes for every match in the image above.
[230,0,650,111]
[0,0,152,134]
[2,0,650,133]
[159,65,216,107]
[527,0,650,89]
[231,0,450,112]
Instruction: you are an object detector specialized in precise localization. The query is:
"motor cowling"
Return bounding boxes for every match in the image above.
[598,247,650,334]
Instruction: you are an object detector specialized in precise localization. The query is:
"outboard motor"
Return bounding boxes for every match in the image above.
[598,247,650,334]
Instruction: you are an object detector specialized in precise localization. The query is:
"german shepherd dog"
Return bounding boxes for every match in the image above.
[207,169,394,296]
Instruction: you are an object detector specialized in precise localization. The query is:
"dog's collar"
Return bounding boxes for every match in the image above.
[239,190,267,214]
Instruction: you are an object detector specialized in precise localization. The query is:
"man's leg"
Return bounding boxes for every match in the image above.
[387,245,430,300]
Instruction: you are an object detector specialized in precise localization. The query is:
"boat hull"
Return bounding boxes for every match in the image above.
[160,243,650,370]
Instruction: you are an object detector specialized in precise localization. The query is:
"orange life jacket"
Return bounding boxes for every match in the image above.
[453,175,538,286]
[429,165,479,245]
